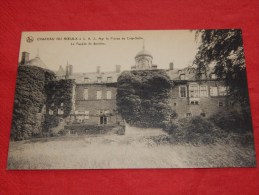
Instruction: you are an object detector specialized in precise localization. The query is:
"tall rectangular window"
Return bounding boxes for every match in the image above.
[97,90,102,100]
[210,87,218,96]
[83,88,88,100]
[85,111,90,119]
[189,85,199,98]
[179,86,187,98]
[200,85,208,97]
[106,90,112,99]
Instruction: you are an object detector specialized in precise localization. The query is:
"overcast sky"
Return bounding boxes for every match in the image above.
[19,30,199,72]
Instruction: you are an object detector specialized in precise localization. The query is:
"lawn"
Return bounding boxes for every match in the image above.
[7,126,256,169]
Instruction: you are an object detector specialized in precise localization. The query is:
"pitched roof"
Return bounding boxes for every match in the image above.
[69,71,121,84]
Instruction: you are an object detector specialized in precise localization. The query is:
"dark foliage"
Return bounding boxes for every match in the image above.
[168,116,227,145]
[11,66,55,140]
[194,29,249,105]
[43,79,74,132]
[209,107,253,133]
[117,70,173,128]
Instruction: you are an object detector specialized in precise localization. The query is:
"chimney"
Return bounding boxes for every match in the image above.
[21,52,30,65]
[169,62,174,70]
[68,64,73,75]
[97,66,100,74]
[116,65,121,73]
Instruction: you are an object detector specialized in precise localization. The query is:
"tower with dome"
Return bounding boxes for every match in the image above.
[131,44,158,70]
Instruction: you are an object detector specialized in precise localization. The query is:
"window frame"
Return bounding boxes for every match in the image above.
[179,85,187,98]
[199,85,208,97]
[189,84,199,98]
[96,90,102,100]
[83,88,88,100]
[106,90,112,99]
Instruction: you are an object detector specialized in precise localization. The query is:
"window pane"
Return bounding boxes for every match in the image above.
[97,91,102,99]
[84,88,88,100]
[106,91,112,99]
[179,86,186,97]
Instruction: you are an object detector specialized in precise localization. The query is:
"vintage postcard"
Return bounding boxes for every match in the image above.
[7,30,256,169]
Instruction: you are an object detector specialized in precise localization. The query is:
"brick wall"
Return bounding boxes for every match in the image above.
[74,83,122,125]
[170,80,228,118]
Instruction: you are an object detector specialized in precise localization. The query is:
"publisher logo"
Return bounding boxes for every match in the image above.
[26,36,34,43]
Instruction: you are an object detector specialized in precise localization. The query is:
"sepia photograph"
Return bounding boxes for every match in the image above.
[7,30,256,169]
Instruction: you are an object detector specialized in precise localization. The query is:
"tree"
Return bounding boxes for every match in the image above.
[11,66,55,140]
[194,29,252,131]
[194,29,248,104]
[117,70,172,128]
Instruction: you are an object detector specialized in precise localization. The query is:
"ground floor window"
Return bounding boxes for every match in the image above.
[200,113,206,117]
[218,101,224,107]
[186,113,192,118]
[190,100,199,105]
[100,116,108,125]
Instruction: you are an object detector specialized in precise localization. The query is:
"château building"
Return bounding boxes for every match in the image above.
[19,46,228,126]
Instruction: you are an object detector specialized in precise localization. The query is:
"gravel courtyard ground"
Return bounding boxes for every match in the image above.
[7,125,256,169]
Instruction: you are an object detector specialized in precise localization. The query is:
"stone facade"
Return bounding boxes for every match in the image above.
[170,80,228,118]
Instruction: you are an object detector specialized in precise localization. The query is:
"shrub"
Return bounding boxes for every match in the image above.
[209,107,253,133]
[167,116,227,145]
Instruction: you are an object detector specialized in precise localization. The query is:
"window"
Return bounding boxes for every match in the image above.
[58,108,64,115]
[200,113,206,117]
[97,77,102,83]
[49,109,53,115]
[186,113,192,118]
[210,87,218,96]
[173,103,177,106]
[200,85,208,97]
[190,101,199,105]
[96,90,102,99]
[219,101,224,107]
[218,86,227,96]
[61,102,64,106]
[107,77,112,83]
[84,78,90,83]
[51,103,54,107]
[211,73,217,79]
[180,74,185,80]
[85,111,89,119]
[189,85,199,98]
[83,88,88,100]
[179,86,187,98]
[106,90,112,99]
[100,116,108,125]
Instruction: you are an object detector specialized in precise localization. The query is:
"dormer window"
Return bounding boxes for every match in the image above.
[107,77,112,83]
[97,77,102,83]
[84,78,90,83]
[180,74,185,80]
